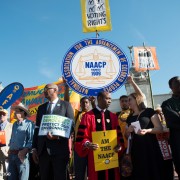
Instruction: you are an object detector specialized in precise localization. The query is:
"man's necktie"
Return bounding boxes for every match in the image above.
[101,110,109,180]
[47,103,52,114]
[101,110,106,131]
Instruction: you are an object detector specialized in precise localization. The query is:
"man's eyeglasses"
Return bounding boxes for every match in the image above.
[0,113,7,116]
[44,88,55,92]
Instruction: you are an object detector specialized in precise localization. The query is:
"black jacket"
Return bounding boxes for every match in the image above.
[32,99,74,158]
[161,95,180,131]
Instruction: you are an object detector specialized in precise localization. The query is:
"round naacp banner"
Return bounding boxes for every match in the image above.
[62,38,129,96]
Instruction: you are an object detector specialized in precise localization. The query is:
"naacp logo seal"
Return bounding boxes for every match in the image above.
[62,38,129,96]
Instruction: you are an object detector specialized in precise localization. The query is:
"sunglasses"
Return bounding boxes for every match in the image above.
[0,113,7,116]
[44,88,55,92]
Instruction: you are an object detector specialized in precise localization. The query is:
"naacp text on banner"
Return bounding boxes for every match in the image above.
[38,115,73,138]
[62,38,129,96]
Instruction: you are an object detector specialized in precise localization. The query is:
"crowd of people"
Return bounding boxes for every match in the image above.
[0,75,179,180]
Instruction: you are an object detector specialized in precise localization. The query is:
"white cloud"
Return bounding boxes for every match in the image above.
[39,67,55,79]
[38,58,56,79]
[129,24,147,43]
[134,29,146,42]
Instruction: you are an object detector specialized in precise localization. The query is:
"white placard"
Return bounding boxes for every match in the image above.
[38,115,73,138]
[131,121,141,134]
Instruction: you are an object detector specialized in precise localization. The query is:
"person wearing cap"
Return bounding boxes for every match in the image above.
[32,83,74,180]
[0,108,12,179]
[8,103,34,180]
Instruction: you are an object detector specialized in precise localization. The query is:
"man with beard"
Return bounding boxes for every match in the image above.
[116,95,130,149]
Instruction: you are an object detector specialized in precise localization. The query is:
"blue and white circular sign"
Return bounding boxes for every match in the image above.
[62,38,129,96]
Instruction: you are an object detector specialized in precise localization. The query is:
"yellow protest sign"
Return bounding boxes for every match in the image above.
[81,0,112,33]
[92,130,119,171]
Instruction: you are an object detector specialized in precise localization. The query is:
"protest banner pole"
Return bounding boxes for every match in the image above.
[146,66,154,108]
[143,42,154,109]
[128,46,134,65]
[126,44,154,108]
[96,30,99,38]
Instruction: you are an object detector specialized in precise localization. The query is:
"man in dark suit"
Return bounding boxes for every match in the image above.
[162,76,180,179]
[32,83,74,180]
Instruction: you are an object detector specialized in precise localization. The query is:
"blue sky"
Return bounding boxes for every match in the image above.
[0,0,180,99]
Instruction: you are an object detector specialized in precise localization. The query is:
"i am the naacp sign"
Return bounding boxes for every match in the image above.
[62,38,129,96]
[38,115,73,138]
[92,130,119,171]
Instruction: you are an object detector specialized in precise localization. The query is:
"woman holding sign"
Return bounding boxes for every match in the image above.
[125,83,165,179]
